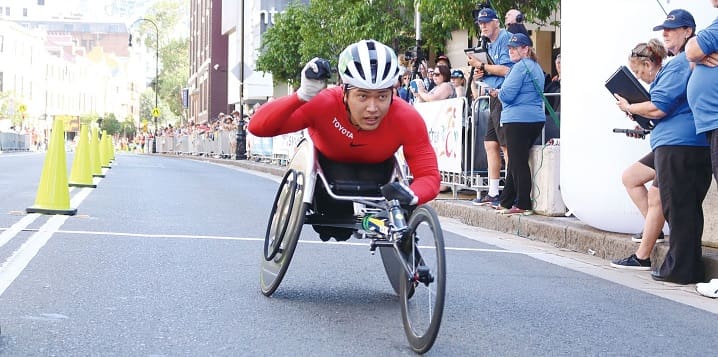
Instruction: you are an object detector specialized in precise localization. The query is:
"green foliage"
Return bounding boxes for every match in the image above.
[159,38,189,123]
[120,116,137,138]
[135,0,189,122]
[256,0,560,85]
[100,113,122,135]
[139,89,156,127]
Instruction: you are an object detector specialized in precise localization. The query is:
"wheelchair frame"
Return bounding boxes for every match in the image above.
[259,136,445,353]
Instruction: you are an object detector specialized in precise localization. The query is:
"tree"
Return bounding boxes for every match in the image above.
[120,115,137,139]
[100,113,122,136]
[135,0,189,120]
[159,38,189,123]
[139,90,156,128]
[256,0,560,86]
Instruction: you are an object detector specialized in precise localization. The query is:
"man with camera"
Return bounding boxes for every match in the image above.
[468,8,514,206]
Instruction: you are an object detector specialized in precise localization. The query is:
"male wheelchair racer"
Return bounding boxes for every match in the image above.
[259,137,446,354]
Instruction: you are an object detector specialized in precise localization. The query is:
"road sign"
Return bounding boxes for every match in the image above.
[152,107,161,117]
[18,104,27,113]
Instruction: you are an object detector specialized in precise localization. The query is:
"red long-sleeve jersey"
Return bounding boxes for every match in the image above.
[248,87,440,204]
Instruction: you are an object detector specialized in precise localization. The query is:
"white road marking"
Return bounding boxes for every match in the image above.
[0,214,69,296]
[0,213,40,249]
[0,187,89,297]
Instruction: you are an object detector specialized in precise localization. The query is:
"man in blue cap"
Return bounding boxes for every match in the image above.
[468,8,514,206]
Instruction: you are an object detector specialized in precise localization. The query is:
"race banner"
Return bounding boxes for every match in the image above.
[272,131,304,157]
[413,98,465,173]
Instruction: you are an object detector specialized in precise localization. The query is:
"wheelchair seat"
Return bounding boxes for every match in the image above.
[309,152,397,241]
[317,152,395,197]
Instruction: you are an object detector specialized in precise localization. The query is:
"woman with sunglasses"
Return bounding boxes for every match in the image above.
[412,65,456,102]
[611,39,667,272]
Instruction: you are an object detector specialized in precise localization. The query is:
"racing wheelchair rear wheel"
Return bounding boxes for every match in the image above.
[399,205,446,354]
[260,169,307,297]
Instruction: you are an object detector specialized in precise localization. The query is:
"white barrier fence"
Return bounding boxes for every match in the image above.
[0,133,32,152]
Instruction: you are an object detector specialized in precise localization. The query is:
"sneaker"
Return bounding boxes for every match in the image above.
[631,231,665,243]
[499,206,533,216]
[472,194,500,206]
[610,254,651,270]
[490,201,503,210]
[696,279,718,298]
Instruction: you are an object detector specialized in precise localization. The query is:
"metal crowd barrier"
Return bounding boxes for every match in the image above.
[0,133,31,152]
[153,130,237,158]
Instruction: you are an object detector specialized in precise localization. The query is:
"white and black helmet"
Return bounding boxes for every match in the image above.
[338,40,401,90]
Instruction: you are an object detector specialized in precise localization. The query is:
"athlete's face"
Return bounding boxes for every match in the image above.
[345,88,393,131]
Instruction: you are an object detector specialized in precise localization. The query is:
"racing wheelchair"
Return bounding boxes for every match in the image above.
[259,137,446,353]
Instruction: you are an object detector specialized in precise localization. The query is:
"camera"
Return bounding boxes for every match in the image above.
[404,46,418,61]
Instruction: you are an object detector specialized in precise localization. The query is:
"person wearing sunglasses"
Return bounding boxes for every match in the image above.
[613,9,711,284]
[412,65,456,102]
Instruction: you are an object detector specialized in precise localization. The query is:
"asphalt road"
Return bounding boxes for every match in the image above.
[1,152,717,356]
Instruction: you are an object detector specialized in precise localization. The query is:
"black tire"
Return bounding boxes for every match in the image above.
[399,205,446,354]
[260,171,307,297]
[264,170,298,261]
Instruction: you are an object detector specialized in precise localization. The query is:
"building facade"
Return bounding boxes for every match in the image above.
[187,0,228,125]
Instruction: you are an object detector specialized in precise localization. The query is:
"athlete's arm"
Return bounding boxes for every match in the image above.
[247,94,311,137]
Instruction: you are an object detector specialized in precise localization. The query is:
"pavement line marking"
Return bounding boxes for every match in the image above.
[0,187,91,298]
[0,213,40,249]
[0,186,83,249]
[43,228,544,255]
[0,215,69,296]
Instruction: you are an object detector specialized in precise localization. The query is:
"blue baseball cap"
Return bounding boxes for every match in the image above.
[476,8,499,23]
[507,33,533,47]
[653,9,696,31]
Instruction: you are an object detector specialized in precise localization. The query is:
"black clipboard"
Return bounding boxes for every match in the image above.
[605,66,654,130]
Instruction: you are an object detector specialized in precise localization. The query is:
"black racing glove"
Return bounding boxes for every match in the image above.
[380,182,419,206]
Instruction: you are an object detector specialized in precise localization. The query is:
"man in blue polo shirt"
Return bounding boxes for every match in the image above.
[468,8,514,206]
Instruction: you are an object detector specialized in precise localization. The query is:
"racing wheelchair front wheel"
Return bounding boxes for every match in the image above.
[263,170,298,261]
[260,169,307,297]
[399,205,446,354]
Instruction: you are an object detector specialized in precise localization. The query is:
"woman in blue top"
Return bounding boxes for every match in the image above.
[614,9,712,284]
[491,33,545,215]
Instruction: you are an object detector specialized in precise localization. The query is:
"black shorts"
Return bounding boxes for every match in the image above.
[484,97,506,145]
[638,151,655,170]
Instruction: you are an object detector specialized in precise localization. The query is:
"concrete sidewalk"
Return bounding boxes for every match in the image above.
[181,155,718,283]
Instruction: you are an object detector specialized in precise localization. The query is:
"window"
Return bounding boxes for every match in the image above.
[0,35,4,52]
[0,72,4,92]
[22,8,27,17]
[38,0,45,5]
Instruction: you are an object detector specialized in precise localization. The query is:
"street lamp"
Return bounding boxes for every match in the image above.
[235,0,247,160]
[128,18,159,154]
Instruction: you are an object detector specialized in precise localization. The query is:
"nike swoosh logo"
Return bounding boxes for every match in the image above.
[349,143,366,147]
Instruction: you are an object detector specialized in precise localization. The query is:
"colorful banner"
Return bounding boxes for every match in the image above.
[413,98,465,173]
